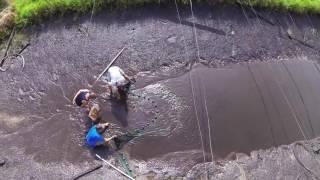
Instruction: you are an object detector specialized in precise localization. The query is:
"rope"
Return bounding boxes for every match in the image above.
[90,0,96,23]
[247,0,262,26]
[174,0,189,62]
[174,0,206,165]
[281,61,315,138]
[174,0,206,171]
[247,64,276,145]
[200,77,214,162]
[267,63,308,140]
[189,0,201,62]
[176,1,208,178]
[256,64,290,142]
[1,27,16,65]
[237,2,250,25]
[189,72,207,164]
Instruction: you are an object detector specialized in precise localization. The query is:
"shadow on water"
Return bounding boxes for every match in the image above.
[110,97,129,127]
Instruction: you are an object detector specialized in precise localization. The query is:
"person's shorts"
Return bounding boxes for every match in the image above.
[118,82,131,95]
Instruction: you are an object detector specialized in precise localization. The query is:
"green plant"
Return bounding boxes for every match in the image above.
[242,0,320,14]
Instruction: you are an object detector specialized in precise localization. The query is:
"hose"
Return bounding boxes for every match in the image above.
[0,53,25,72]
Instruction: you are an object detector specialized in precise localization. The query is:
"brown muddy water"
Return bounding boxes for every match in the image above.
[1,3,320,179]
[129,61,320,161]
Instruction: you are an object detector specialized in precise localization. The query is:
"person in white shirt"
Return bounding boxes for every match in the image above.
[105,66,135,99]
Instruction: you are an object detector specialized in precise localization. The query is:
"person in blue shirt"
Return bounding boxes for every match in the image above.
[86,122,116,148]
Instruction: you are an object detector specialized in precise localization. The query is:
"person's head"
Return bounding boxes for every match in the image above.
[96,123,110,134]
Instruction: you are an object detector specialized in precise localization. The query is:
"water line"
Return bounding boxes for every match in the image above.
[200,76,215,162]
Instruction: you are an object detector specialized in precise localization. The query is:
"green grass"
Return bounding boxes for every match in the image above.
[10,0,320,27]
[242,0,320,14]
[14,0,172,26]
[15,0,103,26]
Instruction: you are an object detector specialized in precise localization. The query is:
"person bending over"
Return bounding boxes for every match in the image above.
[86,122,116,148]
[105,66,135,99]
[73,89,96,109]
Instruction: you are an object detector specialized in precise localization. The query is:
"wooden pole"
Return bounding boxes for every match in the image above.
[92,47,125,86]
[95,154,135,180]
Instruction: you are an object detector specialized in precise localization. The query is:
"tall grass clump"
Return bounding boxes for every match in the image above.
[14,0,106,26]
[240,0,320,14]
[13,0,196,27]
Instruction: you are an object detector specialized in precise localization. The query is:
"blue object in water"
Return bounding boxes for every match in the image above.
[86,125,104,147]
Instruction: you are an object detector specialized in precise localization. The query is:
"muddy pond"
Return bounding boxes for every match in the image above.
[1,3,320,179]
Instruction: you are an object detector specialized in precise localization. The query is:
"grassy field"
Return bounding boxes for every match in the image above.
[244,0,320,14]
[14,0,165,26]
[13,0,320,27]
[15,0,102,26]
[0,0,318,29]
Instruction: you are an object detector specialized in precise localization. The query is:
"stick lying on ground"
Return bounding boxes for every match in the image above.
[73,164,103,180]
[95,154,135,180]
[91,47,126,86]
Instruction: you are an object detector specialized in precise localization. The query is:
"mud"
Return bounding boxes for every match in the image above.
[1,3,320,179]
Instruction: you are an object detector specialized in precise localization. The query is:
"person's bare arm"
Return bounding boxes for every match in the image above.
[104,135,116,144]
[88,107,97,122]
[119,69,134,82]
[72,92,79,105]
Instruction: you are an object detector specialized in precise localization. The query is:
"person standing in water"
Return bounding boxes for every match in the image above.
[72,89,97,110]
[86,122,117,148]
[105,66,135,99]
